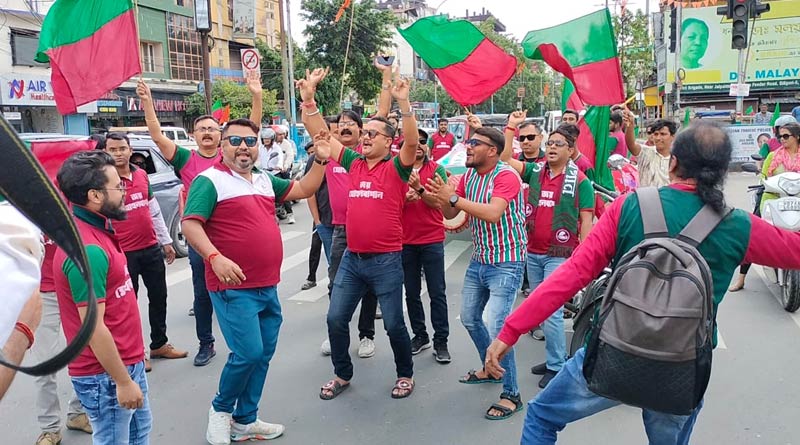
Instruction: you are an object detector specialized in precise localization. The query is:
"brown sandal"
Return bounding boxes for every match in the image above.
[391,378,414,399]
[319,379,349,400]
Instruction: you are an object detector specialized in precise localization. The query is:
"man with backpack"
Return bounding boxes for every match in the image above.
[485,122,800,444]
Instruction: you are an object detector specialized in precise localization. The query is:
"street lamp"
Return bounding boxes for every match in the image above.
[195,0,213,115]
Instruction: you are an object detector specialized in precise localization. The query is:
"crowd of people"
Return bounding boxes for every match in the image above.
[4,58,800,445]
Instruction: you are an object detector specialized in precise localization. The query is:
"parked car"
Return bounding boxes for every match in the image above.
[109,126,199,150]
[20,133,187,258]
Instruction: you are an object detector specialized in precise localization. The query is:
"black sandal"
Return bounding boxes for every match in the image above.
[485,393,523,420]
[319,379,349,400]
[459,369,502,385]
[391,378,414,399]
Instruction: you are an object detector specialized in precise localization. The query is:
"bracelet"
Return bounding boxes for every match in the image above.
[207,252,221,263]
[301,100,317,109]
[14,322,34,349]
[305,109,320,117]
[401,111,413,117]
[314,157,329,166]
[504,126,517,133]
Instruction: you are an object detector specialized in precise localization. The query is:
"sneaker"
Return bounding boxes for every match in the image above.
[231,419,285,442]
[287,214,296,224]
[320,338,331,356]
[189,307,195,316]
[529,327,545,341]
[433,343,451,364]
[194,344,216,367]
[538,370,558,389]
[66,413,92,433]
[358,338,375,358]
[206,407,233,445]
[410,337,432,355]
[144,358,152,373]
[301,280,316,290]
[531,362,547,375]
[150,343,189,359]
[35,431,62,445]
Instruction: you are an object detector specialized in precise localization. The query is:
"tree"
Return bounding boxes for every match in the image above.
[186,80,278,124]
[613,8,655,98]
[301,0,397,110]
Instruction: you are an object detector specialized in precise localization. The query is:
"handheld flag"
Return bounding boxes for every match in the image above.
[683,108,691,129]
[35,0,141,115]
[334,0,352,23]
[770,103,781,127]
[398,15,517,106]
[211,100,231,124]
[745,105,754,115]
[576,106,615,191]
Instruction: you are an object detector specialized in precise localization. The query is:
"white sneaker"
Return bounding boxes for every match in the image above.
[321,338,331,356]
[231,419,285,441]
[358,338,375,358]
[287,214,296,224]
[206,407,232,445]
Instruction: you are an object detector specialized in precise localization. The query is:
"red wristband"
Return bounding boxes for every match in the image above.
[207,252,220,263]
[504,126,516,133]
[14,322,34,349]
[301,100,317,109]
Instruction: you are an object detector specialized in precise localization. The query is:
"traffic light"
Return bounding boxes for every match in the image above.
[669,4,677,52]
[750,0,770,18]
[731,0,749,49]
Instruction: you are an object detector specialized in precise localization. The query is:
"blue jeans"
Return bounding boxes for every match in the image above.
[402,242,449,345]
[461,260,524,396]
[210,287,282,424]
[71,361,151,445]
[521,348,704,445]
[328,250,413,381]
[189,246,215,348]
[316,223,334,263]
[527,253,567,372]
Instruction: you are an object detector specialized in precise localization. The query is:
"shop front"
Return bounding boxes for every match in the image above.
[89,88,191,132]
[0,73,93,135]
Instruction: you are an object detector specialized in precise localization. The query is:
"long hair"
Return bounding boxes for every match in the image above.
[671,122,731,212]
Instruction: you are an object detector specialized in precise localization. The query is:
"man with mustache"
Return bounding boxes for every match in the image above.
[102,132,187,373]
[137,70,263,368]
[429,118,456,161]
[54,151,150,444]
[181,118,330,444]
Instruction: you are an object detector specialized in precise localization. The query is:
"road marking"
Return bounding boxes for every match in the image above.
[167,268,192,287]
[289,278,330,302]
[281,231,305,242]
[281,248,310,273]
[755,265,800,331]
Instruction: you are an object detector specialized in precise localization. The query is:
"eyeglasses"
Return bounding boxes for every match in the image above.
[545,140,569,148]
[518,134,540,142]
[96,184,126,193]
[224,135,259,147]
[779,134,795,140]
[195,126,221,133]
[419,138,428,145]
[339,121,358,127]
[364,129,390,139]
[465,138,495,149]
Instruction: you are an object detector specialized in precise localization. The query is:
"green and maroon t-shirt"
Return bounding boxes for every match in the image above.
[168,145,221,191]
[114,166,158,252]
[403,160,447,245]
[182,160,292,291]
[338,148,413,253]
[54,206,143,377]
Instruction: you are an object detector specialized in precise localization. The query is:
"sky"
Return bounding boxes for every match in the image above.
[289,0,663,43]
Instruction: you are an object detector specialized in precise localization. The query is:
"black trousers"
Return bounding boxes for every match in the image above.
[125,244,169,350]
[328,225,377,340]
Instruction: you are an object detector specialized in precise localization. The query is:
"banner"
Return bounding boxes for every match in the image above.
[232,0,255,39]
[725,125,774,162]
[666,0,800,94]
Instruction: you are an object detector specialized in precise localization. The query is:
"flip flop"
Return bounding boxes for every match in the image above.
[391,378,414,399]
[459,369,502,384]
[319,379,349,400]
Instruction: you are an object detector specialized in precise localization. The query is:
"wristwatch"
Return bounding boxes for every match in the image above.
[314,157,329,166]
[449,194,459,208]
[416,187,425,195]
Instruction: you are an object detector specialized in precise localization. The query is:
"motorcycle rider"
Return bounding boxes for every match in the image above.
[275,126,297,224]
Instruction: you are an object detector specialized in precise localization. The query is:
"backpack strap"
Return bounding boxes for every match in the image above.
[636,187,669,238]
[677,205,733,247]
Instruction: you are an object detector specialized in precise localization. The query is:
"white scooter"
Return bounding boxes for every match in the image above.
[745,161,800,312]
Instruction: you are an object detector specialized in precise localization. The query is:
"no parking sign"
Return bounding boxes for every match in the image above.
[240,48,261,74]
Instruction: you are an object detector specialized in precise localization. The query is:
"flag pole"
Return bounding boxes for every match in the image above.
[133,0,144,81]
[339,4,356,109]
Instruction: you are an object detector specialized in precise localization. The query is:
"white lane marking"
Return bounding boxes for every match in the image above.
[281,248,310,273]
[289,278,330,302]
[167,268,192,287]
[281,231,305,242]
[755,265,800,331]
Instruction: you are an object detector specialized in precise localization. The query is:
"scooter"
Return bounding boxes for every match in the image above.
[743,160,800,312]
[609,154,639,195]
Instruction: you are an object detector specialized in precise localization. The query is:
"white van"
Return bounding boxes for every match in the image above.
[543,110,562,134]
[109,126,199,150]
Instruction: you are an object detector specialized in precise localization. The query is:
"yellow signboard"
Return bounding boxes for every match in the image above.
[666,0,800,93]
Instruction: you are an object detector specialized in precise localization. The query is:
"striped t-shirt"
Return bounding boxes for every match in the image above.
[457,162,527,264]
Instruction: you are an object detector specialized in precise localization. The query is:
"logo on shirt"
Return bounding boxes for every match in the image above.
[525,203,533,217]
[538,190,556,208]
[349,181,384,200]
[556,229,571,244]
[124,192,148,211]
[115,277,135,299]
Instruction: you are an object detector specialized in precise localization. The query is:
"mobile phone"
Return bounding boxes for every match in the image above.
[375,55,395,66]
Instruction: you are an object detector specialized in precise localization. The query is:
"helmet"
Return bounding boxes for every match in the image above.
[260,128,276,140]
[277,125,289,135]
[775,115,797,128]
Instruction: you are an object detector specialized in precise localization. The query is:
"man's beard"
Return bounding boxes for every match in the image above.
[100,198,127,221]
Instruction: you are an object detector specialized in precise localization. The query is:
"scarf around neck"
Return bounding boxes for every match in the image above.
[528,160,581,258]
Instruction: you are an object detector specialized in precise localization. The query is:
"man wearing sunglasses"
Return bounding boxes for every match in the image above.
[426,125,527,420]
[182,118,329,444]
[502,112,595,390]
[298,67,419,401]
[516,122,545,162]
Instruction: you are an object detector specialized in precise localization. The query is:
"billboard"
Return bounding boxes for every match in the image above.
[666,0,800,94]
[725,125,774,162]
[232,0,255,39]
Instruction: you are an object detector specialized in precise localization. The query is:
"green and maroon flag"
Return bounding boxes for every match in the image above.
[523,9,624,106]
[398,15,517,106]
[35,0,141,115]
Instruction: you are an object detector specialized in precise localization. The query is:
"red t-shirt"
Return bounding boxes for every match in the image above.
[403,161,447,245]
[169,146,222,191]
[574,154,594,173]
[114,167,158,252]
[430,132,456,161]
[327,144,362,225]
[339,148,413,253]
[54,207,143,377]
[611,131,628,157]
[40,238,56,293]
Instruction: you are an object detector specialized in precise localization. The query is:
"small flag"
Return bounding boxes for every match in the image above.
[771,103,781,127]
[745,105,754,115]
[561,80,582,113]
[211,100,230,124]
[683,108,691,129]
[334,0,351,23]
[576,106,615,191]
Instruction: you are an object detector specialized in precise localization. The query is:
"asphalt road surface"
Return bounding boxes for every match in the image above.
[2,172,799,444]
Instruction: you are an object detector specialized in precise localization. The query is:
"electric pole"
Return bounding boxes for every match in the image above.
[277,0,292,124]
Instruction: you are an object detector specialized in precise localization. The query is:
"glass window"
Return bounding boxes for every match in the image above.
[167,13,203,81]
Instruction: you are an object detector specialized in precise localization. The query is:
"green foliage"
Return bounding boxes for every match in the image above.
[186,80,277,124]
[613,8,655,98]
[301,0,397,110]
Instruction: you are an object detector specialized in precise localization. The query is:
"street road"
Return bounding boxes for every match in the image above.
[2,172,799,444]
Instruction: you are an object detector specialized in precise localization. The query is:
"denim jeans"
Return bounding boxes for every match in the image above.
[210,286,282,425]
[461,260,524,396]
[328,250,413,381]
[327,225,377,340]
[71,361,151,445]
[307,223,333,282]
[125,244,169,350]
[402,242,449,345]
[189,245,215,348]
[527,253,567,372]
[521,348,704,445]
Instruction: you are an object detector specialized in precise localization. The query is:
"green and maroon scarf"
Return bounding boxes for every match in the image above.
[528,160,581,258]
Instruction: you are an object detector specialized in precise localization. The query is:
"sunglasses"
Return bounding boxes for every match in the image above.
[545,140,569,148]
[465,138,495,149]
[779,134,795,140]
[518,134,540,142]
[364,129,390,139]
[419,138,428,145]
[224,135,259,147]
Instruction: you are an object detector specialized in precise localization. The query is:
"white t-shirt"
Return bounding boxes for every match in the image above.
[637,144,671,188]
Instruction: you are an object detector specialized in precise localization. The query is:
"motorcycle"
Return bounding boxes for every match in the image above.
[608,154,639,195]
[742,160,800,312]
